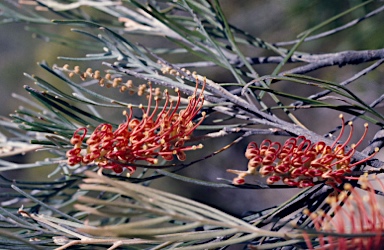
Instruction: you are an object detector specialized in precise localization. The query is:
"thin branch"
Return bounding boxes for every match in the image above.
[281,49,384,75]
[291,59,384,106]
[176,48,384,71]
[274,5,384,46]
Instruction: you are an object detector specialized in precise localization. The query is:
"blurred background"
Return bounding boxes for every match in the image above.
[0,0,383,216]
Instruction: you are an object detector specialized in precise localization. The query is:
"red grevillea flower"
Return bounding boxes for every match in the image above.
[227,115,379,187]
[303,175,384,250]
[66,80,205,174]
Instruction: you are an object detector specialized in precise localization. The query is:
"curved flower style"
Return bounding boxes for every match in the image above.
[227,115,379,187]
[66,80,205,174]
[303,175,384,249]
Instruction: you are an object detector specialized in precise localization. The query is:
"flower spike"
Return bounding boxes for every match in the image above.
[227,115,379,187]
[66,78,206,175]
[303,175,384,249]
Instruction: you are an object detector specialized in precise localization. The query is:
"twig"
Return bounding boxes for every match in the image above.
[291,59,384,106]
[274,5,384,46]
[281,49,384,75]
[221,127,291,137]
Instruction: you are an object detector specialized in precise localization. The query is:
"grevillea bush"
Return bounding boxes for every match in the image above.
[0,1,384,249]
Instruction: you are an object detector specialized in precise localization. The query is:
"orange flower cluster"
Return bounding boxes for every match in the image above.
[227,115,378,187]
[303,175,384,249]
[66,80,205,174]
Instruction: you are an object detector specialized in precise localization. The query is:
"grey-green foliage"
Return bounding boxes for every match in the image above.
[0,0,384,249]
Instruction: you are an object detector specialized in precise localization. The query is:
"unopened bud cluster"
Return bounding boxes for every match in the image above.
[57,64,159,96]
[159,61,197,79]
